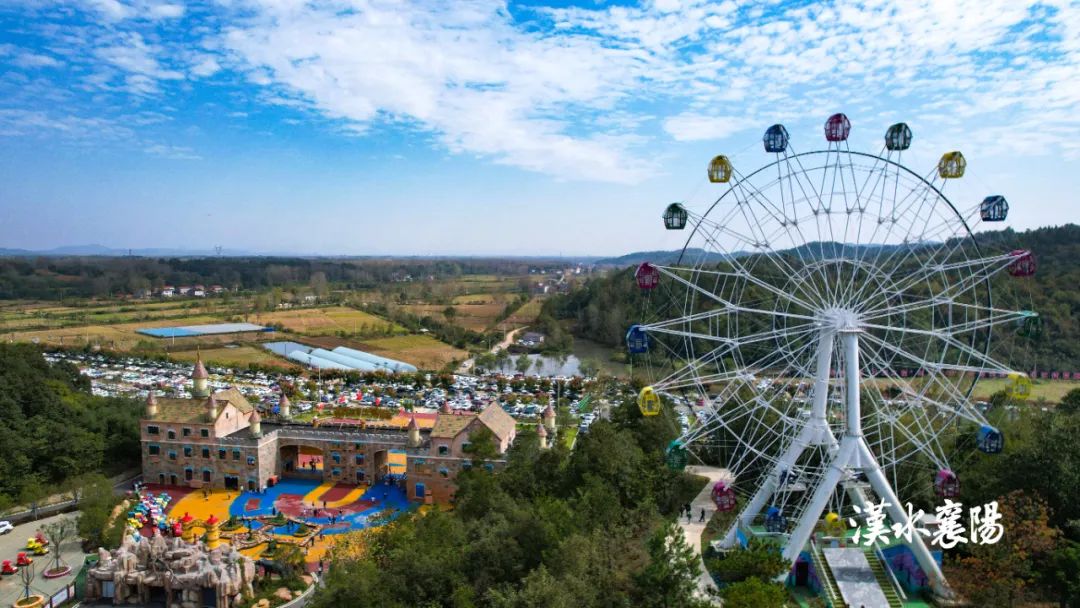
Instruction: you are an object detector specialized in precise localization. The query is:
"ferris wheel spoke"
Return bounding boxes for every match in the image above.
[653,264,819,323]
[859,328,1011,377]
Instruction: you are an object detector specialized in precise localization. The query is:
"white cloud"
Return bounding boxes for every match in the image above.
[663,113,753,141]
[144,142,201,159]
[189,56,221,77]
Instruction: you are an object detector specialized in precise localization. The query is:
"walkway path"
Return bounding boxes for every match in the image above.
[0,512,82,607]
[455,327,525,374]
[679,465,733,604]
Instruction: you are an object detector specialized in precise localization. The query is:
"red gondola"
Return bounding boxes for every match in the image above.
[934,469,960,498]
[712,481,736,512]
[635,262,660,290]
[1007,250,1036,277]
[825,113,851,142]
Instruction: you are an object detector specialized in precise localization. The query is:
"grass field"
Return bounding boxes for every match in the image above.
[401,303,505,332]
[359,334,469,370]
[3,315,224,349]
[971,377,1080,403]
[505,297,543,326]
[173,346,295,369]
[255,306,405,336]
[452,293,498,305]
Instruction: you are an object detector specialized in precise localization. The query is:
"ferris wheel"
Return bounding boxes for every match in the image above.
[630,114,1037,597]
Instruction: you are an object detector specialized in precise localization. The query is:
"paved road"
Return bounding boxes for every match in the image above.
[0,512,83,606]
[678,465,734,604]
[455,327,525,374]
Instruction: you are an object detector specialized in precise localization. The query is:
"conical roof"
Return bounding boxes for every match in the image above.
[146,391,157,406]
[193,357,208,379]
[280,392,290,407]
[542,403,555,419]
[407,415,419,430]
[440,401,451,414]
[536,423,548,437]
[250,409,261,423]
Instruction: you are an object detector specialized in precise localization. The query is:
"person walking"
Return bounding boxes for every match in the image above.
[699,508,706,523]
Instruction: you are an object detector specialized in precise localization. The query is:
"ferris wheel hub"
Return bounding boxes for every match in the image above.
[819,306,862,332]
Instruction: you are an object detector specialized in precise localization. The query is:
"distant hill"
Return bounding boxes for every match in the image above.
[595,241,930,267]
[0,244,252,257]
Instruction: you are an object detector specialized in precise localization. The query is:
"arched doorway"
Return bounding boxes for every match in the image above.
[279,444,325,479]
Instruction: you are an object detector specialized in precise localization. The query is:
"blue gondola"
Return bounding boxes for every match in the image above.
[625,325,649,354]
[977,425,1004,454]
[765,506,786,533]
[763,124,789,153]
[980,195,1009,222]
[665,440,688,471]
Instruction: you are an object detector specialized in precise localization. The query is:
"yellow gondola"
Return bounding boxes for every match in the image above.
[638,386,661,416]
[1007,372,1032,400]
[937,151,966,179]
[707,155,733,183]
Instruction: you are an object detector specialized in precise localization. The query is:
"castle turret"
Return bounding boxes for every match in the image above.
[537,423,549,450]
[204,514,222,550]
[279,392,291,419]
[440,401,451,415]
[249,409,262,438]
[192,352,210,399]
[407,415,421,448]
[206,394,219,422]
[542,403,556,433]
[145,391,158,418]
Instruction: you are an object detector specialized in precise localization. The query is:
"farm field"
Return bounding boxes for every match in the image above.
[254,306,405,337]
[505,297,543,326]
[358,334,469,370]
[3,315,224,349]
[400,303,505,332]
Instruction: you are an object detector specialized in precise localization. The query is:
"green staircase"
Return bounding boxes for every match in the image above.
[863,546,904,608]
[809,541,846,608]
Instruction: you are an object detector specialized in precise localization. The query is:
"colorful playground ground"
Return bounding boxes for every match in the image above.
[140,477,414,569]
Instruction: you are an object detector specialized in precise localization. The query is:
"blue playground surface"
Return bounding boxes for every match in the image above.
[227,477,413,535]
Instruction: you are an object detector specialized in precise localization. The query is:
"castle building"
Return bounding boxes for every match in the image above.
[140,356,516,503]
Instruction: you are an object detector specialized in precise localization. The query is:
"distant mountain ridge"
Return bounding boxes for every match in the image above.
[592,241,933,267]
[0,245,252,257]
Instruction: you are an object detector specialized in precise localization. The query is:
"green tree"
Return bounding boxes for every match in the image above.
[515,355,531,375]
[1060,388,1080,415]
[719,577,788,608]
[1045,540,1080,608]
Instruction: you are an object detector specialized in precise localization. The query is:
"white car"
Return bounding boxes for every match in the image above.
[0,521,13,535]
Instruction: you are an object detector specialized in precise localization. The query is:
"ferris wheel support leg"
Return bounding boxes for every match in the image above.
[780,439,855,565]
[859,440,952,599]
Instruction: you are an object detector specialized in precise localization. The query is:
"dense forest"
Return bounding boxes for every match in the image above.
[0,257,564,300]
[544,224,1080,372]
[310,405,717,608]
[0,343,143,510]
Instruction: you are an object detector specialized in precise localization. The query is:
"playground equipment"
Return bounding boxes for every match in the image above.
[631,115,1032,599]
[24,538,48,555]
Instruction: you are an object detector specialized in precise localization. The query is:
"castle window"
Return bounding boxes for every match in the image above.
[182,428,192,437]
[167,430,176,440]
[438,446,449,456]
[439,467,449,478]
[201,429,210,438]
[355,471,365,481]
[168,451,177,461]
[183,446,193,457]
[331,452,341,464]
[146,425,160,435]
[247,456,256,466]
[355,454,365,465]
[184,468,193,481]
[218,449,226,459]
[232,449,241,460]
[201,447,210,459]
[331,468,341,477]
[148,444,160,456]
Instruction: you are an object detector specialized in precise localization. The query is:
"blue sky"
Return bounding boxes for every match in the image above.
[0,0,1077,256]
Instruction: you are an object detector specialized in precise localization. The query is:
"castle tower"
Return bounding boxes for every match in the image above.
[145,391,158,418]
[542,403,556,433]
[249,409,262,438]
[407,416,421,448]
[204,514,222,550]
[439,401,451,415]
[206,394,219,422]
[192,352,210,399]
[537,423,549,449]
[279,392,291,419]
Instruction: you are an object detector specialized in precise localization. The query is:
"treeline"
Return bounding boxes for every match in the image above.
[543,224,1080,372]
[0,343,143,510]
[0,256,560,300]
[311,401,713,608]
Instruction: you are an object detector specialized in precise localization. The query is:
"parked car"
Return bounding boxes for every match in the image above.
[0,521,13,535]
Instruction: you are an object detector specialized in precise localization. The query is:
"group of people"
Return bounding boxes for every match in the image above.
[683,503,706,524]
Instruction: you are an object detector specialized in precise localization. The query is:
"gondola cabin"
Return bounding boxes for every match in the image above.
[885,122,913,151]
[763,124,789,153]
[1016,313,1042,339]
[825,113,851,142]
[638,386,661,416]
[934,469,960,498]
[1007,249,1036,277]
[707,155,733,183]
[937,151,967,179]
[635,262,661,290]
[663,202,688,230]
[665,440,688,471]
[980,195,1009,222]
[1007,373,1032,400]
[977,425,1004,454]
[712,481,736,512]
[625,325,650,354]
[765,506,786,533]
